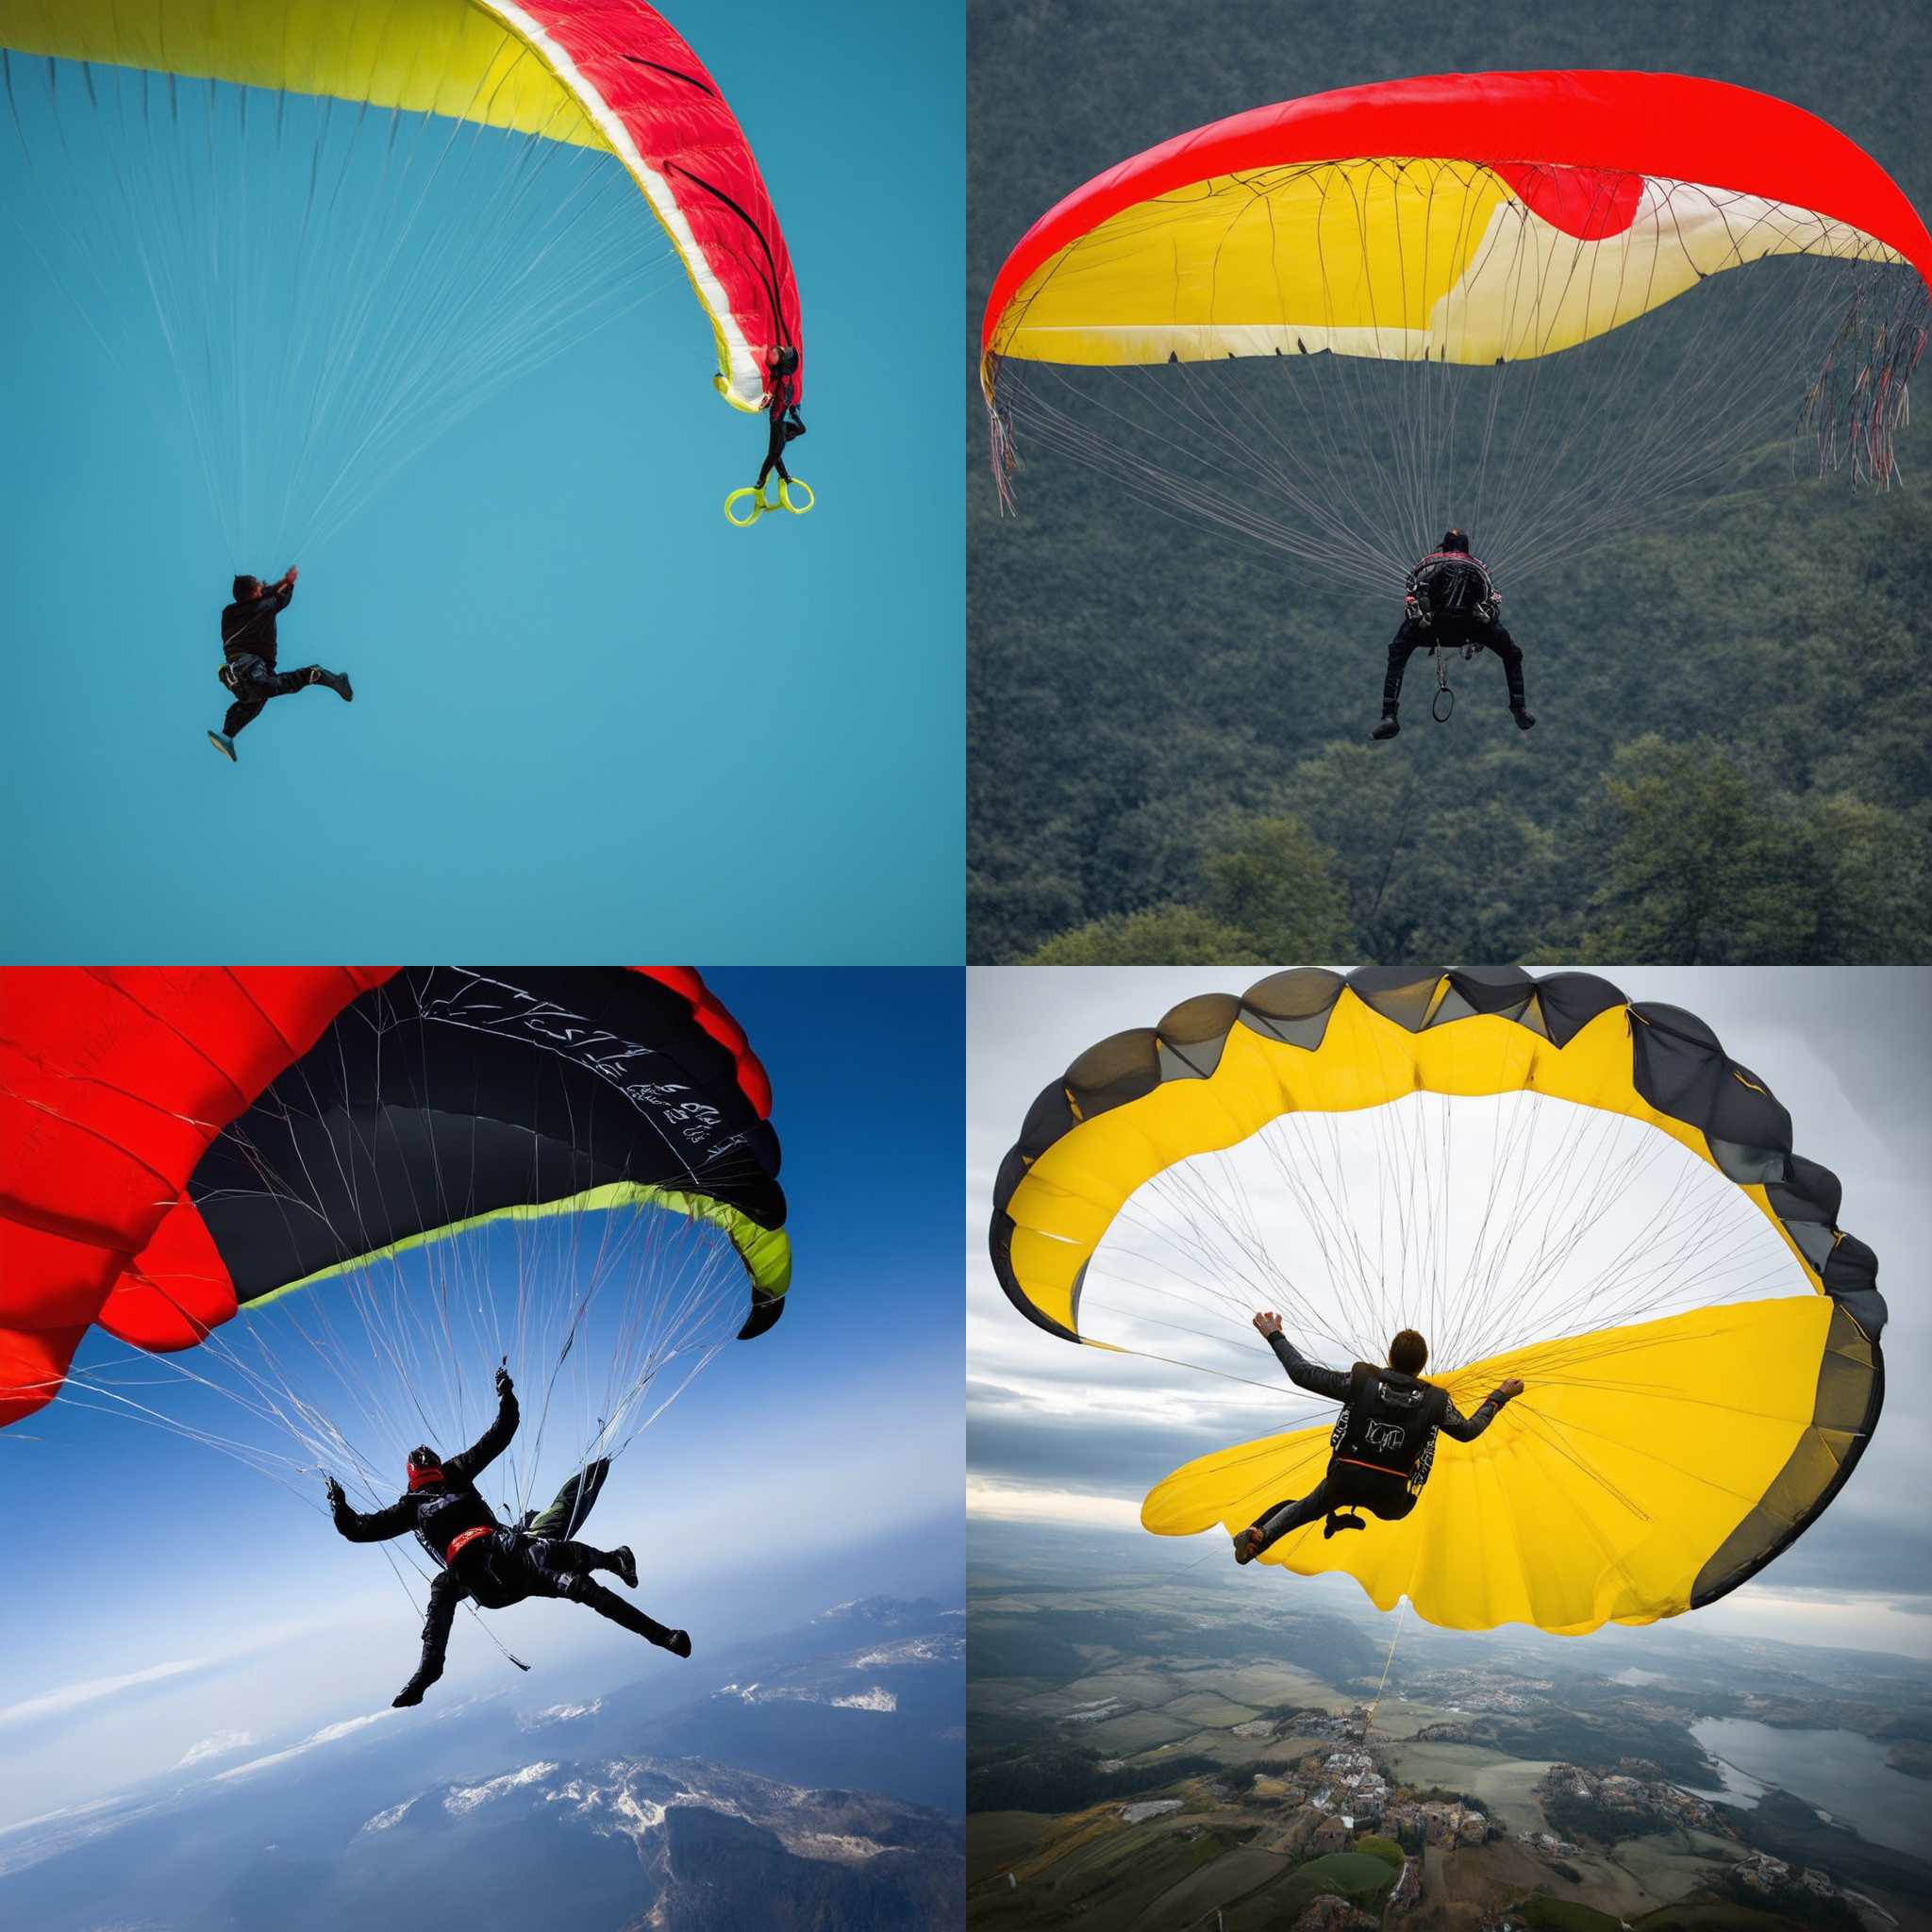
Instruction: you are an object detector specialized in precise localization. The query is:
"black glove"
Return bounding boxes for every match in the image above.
[325,1475,346,1509]
[494,1364,514,1399]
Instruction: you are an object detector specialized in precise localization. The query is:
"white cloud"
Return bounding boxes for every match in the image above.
[966,1476,1142,1531]
[0,1658,207,1730]
[176,1730,255,1768]
[214,1709,386,1782]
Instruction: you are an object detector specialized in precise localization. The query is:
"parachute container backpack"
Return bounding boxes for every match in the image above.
[0,2,808,550]
[989,968,1886,1636]
[0,968,792,1524]
[983,73,1930,599]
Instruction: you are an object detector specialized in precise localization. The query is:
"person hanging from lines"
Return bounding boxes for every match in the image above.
[1373,529,1533,741]
[208,566,353,761]
[324,1365,691,1708]
[1233,1313,1524,1564]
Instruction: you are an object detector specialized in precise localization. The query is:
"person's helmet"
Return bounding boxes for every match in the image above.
[1438,529,1471,554]
[1388,1329,1429,1375]
[232,574,261,602]
[406,1445,445,1491]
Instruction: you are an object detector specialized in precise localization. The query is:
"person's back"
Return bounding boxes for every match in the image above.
[1234,1317,1522,1561]
[1328,1361,1447,1485]
[1373,528,1532,740]
[221,575,292,663]
[1408,549,1494,628]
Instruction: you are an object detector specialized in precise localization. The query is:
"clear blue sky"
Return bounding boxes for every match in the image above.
[0,4,962,964]
[0,966,964,1830]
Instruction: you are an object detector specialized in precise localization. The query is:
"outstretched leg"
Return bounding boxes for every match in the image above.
[283,665,354,701]
[1376,624,1425,739]
[529,1537,632,1587]
[1487,625,1533,727]
[222,696,268,740]
[222,663,341,740]
[1235,1478,1337,1563]
[394,1568,467,1707]
[560,1574,691,1657]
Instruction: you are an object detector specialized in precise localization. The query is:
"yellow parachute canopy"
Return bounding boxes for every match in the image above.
[990,968,1885,1635]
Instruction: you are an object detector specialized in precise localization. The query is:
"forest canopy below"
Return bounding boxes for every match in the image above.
[968,0,1932,963]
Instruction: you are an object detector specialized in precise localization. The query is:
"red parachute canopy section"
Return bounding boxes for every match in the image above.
[0,966,781,1433]
[514,1,806,411]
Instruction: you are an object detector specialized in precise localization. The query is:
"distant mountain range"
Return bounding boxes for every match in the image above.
[0,1595,965,1931]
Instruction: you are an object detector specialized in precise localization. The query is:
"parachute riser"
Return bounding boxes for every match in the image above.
[1802,275,1929,488]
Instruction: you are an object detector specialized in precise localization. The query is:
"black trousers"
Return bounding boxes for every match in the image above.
[220,655,325,737]
[406,1529,674,1693]
[1384,620,1524,709]
[1245,1465,1418,1557]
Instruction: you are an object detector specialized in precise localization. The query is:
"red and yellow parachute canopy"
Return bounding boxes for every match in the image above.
[0,3,810,541]
[982,72,1930,578]
[0,0,804,411]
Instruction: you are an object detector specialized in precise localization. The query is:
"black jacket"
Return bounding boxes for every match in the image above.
[221,580,295,667]
[330,1387,520,1569]
[1266,1332,1512,1489]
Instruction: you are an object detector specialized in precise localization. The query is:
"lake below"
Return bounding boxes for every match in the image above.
[1688,1717,1925,1858]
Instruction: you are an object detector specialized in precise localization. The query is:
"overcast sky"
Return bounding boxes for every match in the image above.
[967,966,1932,1659]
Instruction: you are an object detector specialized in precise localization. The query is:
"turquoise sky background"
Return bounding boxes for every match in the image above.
[0,3,961,964]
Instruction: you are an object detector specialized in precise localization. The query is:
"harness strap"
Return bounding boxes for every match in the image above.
[443,1525,491,1567]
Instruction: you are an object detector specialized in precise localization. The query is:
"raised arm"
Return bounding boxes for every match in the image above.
[1440,1376,1524,1442]
[1252,1312,1356,1402]
[443,1368,519,1486]
[325,1477,414,1543]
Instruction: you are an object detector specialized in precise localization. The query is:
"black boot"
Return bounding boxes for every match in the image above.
[393,1669,435,1707]
[607,1545,639,1591]
[1371,708,1400,741]
[325,670,354,701]
[1511,706,1536,730]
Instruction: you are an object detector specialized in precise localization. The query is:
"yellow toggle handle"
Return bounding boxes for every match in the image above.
[724,476,815,525]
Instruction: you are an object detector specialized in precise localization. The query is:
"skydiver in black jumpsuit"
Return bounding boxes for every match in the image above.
[325,1367,691,1707]
[1233,1312,1524,1563]
[1374,529,1534,741]
[208,567,353,761]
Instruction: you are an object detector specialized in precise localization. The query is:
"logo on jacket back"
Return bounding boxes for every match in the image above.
[1364,1420,1407,1453]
